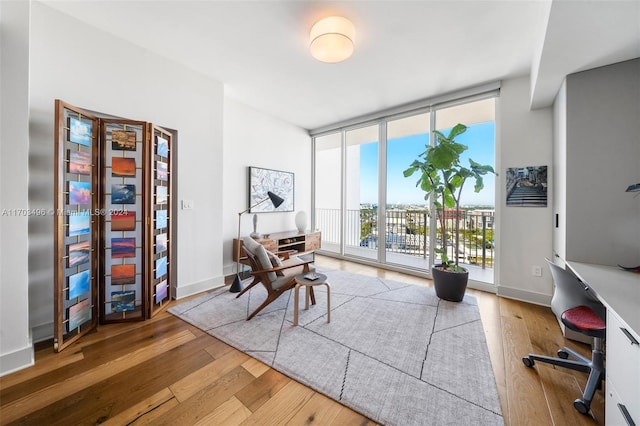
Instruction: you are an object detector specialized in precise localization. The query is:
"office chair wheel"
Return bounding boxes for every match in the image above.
[522,357,534,367]
[573,399,590,415]
[557,349,569,359]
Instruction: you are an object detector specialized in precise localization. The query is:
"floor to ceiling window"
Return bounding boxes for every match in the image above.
[313,87,497,284]
[314,132,341,255]
[344,124,379,259]
[385,112,431,269]
[434,99,496,283]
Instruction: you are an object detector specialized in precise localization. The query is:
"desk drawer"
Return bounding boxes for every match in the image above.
[607,310,640,423]
[606,381,637,426]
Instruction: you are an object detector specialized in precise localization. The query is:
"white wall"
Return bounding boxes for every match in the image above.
[552,80,567,262]
[496,76,555,305]
[1,0,34,376]
[26,2,225,343]
[564,59,640,266]
[222,97,311,276]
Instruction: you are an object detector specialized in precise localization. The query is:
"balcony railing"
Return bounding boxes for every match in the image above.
[315,208,494,269]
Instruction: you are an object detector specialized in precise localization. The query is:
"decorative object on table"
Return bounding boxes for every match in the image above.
[295,210,307,233]
[169,269,502,425]
[404,123,496,302]
[231,190,285,293]
[250,213,260,238]
[248,166,294,212]
[505,165,548,207]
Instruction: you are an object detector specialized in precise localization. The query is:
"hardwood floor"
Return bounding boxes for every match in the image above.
[1,255,604,425]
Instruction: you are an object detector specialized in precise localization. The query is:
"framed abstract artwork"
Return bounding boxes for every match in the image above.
[248,166,294,212]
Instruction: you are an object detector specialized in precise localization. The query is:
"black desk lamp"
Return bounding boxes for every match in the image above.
[231,191,285,293]
[625,183,640,196]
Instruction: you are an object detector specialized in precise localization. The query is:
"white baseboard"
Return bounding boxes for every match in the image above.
[174,275,226,299]
[497,285,552,307]
[32,322,54,343]
[468,280,497,294]
[0,341,34,377]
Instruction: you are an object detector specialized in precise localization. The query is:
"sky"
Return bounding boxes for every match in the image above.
[359,121,496,207]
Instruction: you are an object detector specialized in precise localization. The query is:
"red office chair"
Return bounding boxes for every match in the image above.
[522,261,606,415]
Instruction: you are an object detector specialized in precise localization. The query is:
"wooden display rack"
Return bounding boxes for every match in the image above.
[53,100,174,352]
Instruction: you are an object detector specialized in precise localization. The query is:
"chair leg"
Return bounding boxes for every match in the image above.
[246,285,296,320]
[523,337,606,416]
[235,277,260,299]
[246,294,278,320]
[582,346,606,405]
[525,353,591,374]
[559,346,591,364]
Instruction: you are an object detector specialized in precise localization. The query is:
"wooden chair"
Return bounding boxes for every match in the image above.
[238,245,314,320]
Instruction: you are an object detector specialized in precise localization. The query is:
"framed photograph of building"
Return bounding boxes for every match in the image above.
[506,165,548,207]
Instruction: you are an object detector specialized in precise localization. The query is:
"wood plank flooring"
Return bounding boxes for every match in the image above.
[0,256,604,425]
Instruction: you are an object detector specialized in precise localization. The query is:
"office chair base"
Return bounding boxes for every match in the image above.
[574,399,590,415]
[523,345,605,416]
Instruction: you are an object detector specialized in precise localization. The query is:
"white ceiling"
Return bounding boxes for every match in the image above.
[42,0,640,130]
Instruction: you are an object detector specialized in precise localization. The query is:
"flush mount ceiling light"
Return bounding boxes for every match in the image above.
[309,16,355,63]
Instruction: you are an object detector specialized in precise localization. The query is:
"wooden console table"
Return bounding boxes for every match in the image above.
[233,230,321,264]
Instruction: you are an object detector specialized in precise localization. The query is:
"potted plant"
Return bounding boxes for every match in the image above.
[403,123,496,301]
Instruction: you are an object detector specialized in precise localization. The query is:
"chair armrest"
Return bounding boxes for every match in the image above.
[251,258,314,275]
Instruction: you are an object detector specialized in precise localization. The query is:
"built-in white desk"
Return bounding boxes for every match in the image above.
[566,261,640,425]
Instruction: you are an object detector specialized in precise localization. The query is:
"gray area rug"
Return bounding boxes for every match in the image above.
[169,269,503,425]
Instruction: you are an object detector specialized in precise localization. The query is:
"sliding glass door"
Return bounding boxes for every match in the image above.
[434,99,496,283]
[312,94,496,284]
[344,124,379,259]
[385,112,432,269]
[314,132,342,254]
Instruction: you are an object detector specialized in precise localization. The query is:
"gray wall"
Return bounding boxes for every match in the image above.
[496,76,555,304]
[558,59,640,266]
